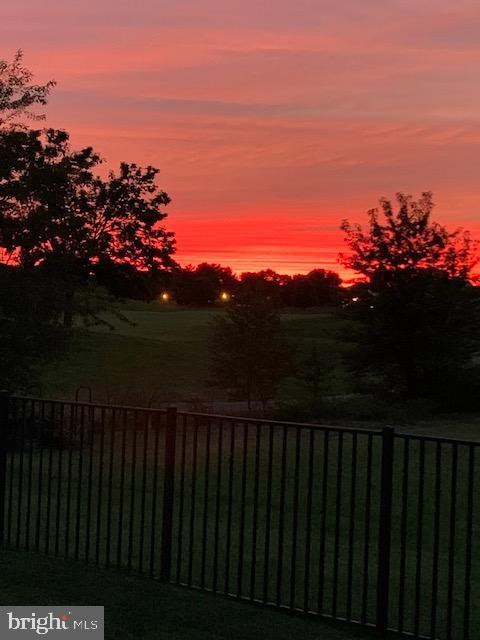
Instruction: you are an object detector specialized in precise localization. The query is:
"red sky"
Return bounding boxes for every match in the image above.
[4,1,480,276]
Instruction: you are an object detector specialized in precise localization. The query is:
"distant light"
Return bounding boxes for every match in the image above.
[220,291,231,302]
[161,292,170,302]
[352,296,360,303]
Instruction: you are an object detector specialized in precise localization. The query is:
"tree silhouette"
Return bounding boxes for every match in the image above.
[0,52,65,389]
[0,128,175,325]
[341,192,475,280]
[0,50,55,127]
[341,192,480,399]
[0,264,67,389]
[239,270,287,305]
[283,269,341,307]
[173,263,236,305]
[209,297,293,411]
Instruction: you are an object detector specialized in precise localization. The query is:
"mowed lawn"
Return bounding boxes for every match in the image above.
[37,300,480,439]
[40,302,348,404]
[0,549,391,640]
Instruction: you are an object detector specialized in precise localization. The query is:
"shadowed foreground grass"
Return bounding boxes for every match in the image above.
[0,549,390,640]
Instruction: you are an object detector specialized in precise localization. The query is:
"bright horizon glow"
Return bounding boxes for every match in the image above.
[4,1,480,276]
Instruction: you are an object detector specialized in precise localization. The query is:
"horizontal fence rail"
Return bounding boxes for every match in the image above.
[0,394,478,639]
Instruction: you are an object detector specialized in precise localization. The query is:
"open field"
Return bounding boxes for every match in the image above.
[0,548,392,640]
[40,302,350,405]
[37,300,480,440]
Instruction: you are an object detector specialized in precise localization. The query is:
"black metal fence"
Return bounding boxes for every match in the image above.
[1,393,479,640]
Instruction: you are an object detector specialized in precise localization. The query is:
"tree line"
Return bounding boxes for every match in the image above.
[98,262,342,307]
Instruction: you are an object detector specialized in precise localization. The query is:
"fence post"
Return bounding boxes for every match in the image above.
[0,391,10,547]
[376,426,395,632]
[160,406,177,581]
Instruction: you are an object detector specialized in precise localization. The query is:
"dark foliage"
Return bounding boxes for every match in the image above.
[159,265,342,308]
[0,50,55,128]
[238,270,286,305]
[0,265,67,390]
[94,259,173,301]
[0,128,176,324]
[209,297,294,410]
[172,263,236,305]
[282,269,342,307]
[341,193,480,400]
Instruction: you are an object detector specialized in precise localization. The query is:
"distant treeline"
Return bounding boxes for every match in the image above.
[94,261,343,307]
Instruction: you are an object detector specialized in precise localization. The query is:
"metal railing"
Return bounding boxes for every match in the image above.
[0,393,478,639]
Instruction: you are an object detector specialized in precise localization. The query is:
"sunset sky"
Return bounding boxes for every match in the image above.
[3,0,480,276]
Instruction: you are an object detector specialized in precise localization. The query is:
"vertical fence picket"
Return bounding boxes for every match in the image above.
[105,408,116,569]
[44,403,55,555]
[346,432,358,621]
[289,427,302,610]
[212,419,223,593]
[237,421,249,598]
[149,412,161,578]
[303,429,315,613]
[160,406,177,582]
[262,425,274,604]
[138,411,149,573]
[318,428,330,615]
[84,405,95,564]
[430,441,442,640]
[414,440,426,637]
[332,431,344,619]
[6,399,16,546]
[376,427,394,633]
[34,400,45,551]
[249,423,261,601]
[464,445,475,640]
[73,404,85,561]
[175,415,187,582]
[24,399,35,551]
[0,391,9,547]
[127,410,138,572]
[361,434,373,624]
[446,443,458,640]
[398,437,410,633]
[200,418,211,590]
[94,408,106,566]
[224,421,235,594]
[276,425,288,607]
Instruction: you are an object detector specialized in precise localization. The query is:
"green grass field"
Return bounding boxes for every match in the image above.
[39,302,349,405]
[37,301,480,440]
[0,549,392,640]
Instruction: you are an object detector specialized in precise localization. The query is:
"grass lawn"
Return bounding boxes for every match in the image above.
[0,549,390,640]
[39,302,348,405]
[37,300,480,439]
